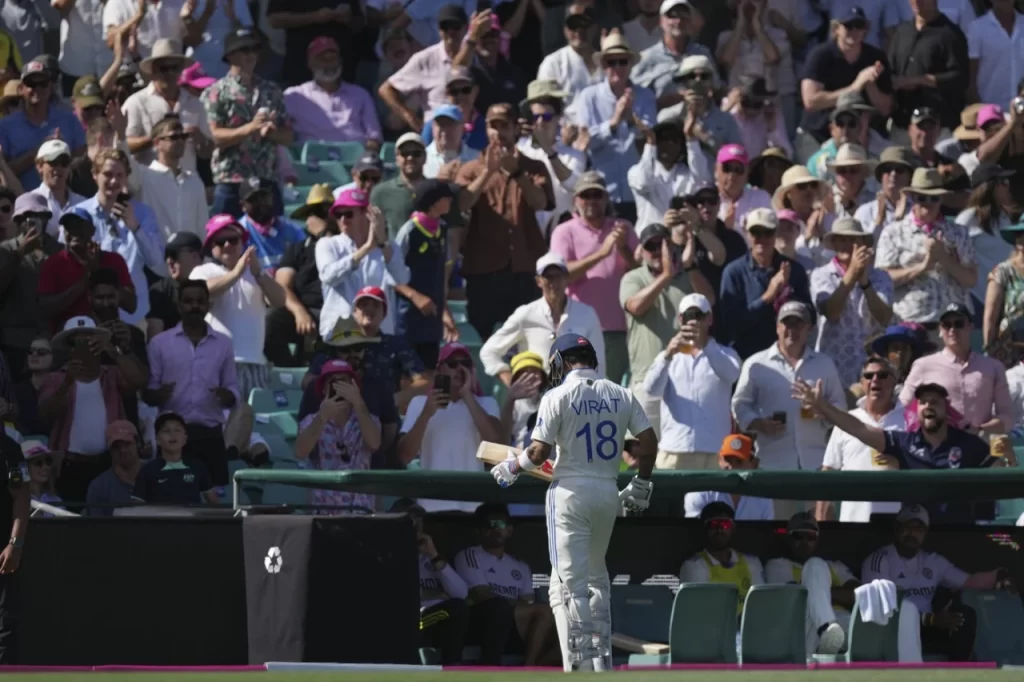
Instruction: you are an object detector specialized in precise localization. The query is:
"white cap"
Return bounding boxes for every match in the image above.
[37,139,71,162]
[62,315,99,332]
[678,293,711,315]
[395,132,425,150]
[896,504,930,527]
[536,252,568,275]
[660,0,691,15]
[745,207,779,231]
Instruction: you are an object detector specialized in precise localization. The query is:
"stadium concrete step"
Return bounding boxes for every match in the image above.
[740,584,807,664]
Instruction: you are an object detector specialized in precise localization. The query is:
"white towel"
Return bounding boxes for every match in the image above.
[855,579,898,625]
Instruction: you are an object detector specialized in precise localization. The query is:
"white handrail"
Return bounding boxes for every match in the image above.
[31,500,79,517]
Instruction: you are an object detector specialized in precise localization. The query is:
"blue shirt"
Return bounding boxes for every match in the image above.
[573,81,657,204]
[133,457,214,505]
[421,111,488,151]
[0,107,85,190]
[718,252,813,360]
[239,214,305,273]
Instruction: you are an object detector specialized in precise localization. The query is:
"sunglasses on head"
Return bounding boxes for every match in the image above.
[862,370,891,380]
[28,347,51,356]
[688,194,718,207]
[448,85,473,96]
[940,317,967,330]
[705,517,734,531]
[533,112,555,122]
[748,227,775,239]
[604,58,630,68]
[30,457,53,467]
[398,148,424,158]
[444,358,474,369]
[214,235,241,247]
[722,162,746,175]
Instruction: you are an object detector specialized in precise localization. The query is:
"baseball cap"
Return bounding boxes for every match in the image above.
[240,176,272,202]
[13,192,50,219]
[776,208,800,224]
[166,231,203,259]
[446,66,475,86]
[430,104,463,123]
[778,300,811,323]
[699,501,735,521]
[315,359,360,396]
[353,285,387,308]
[719,434,753,460]
[437,4,469,26]
[939,302,971,320]
[977,104,1005,129]
[333,187,369,210]
[73,76,105,108]
[911,107,939,126]
[59,206,95,229]
[37,139,71,163]
[307,36,340,60]
[106,420,138,447]
[787,511,820,534]
[717,143,749,167]
[745,207,779,231]
[838,5,868,26]
[485,102,515,123]
[20,440,50,460]
[396,132,426,150]
[575,171,607,195]
[222,27,262,62]
[203,214,247,251]
[352,154,384,175]
[896,504,930,527]
[679,293,711,315]
[914,382,949,400]
[21,57,50,84]
[660,0,691,14]
[536,252,569,276]
[639,223,669,245]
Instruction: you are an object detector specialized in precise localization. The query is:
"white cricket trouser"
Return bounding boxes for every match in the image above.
[801,558,849,654]
[546,476,619,672]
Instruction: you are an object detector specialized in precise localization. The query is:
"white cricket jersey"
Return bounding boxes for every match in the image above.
[531,369,651,481]
[418,554,469,609]
[453,546,534,601]
[861,544,969,614]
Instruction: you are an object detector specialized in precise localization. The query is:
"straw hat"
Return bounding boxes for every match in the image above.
[0,80,21,107]
[823,216,874,250]
[771,166,824,210]
[826,143,876,172]
[139,39,193,77]
[592,33,640,68]
[290,184,334,220]
[953,104,984,142]
[900,168,950,197]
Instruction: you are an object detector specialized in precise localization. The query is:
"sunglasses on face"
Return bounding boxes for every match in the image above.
[23,79,50,90]
[682,310,707,322]
[879,165,910,176]
[914,194,942,204]
[722,162,746,175]
[46,155,71,168]
[160,132,187,142]
[940,318,967,330]
[795,182,819,192]
[156,62,183,74]
[862,370,891,380]
[30,457,53,467]
[579,190,605,201]
[214,236,241,247]
[686,72,712,84]
[336,210,357,219]
[439,21,466,32]
[398,148,424,158]
[688,194,719,207]
[448,85,473,96]
[359,174,381,184]
[643,239,664,252]
[28,347,51,356]
[604,58,630,68]
[834,116,858,129]
[705,517,735,532]
[565,18,594,31]
[443,358,474,369]
[835,166,862,176]
[665,7,690,19]
[749,227,775,239]
[533,112,555,122]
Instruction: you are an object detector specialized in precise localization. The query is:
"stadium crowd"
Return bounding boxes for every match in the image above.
[0,0,1023,666]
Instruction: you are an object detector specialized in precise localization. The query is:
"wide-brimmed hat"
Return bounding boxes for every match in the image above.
[222,28,262,62]
[826,143,875,171]
[52,315,112,351]
[574,171,607,195]
[749,146,793,185]
[868,324,934,357]
[823,216,874,249]
[290,184,334,220]
[831,90,875,119]
[999,222,1024,245]
[772,166,824,210]
[874,146,917,180]
[954,104,984,142]
[901,168,949,197]
[592,33,639,68]
[140,39,193,77]
[521,79,567,108]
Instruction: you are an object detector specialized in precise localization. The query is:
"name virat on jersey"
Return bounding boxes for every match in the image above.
[571,398,622,415]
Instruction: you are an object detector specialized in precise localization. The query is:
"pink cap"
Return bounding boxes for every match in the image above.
[178,63,215,90]
[331,188,369,214]
[315,359,360,396]
[308,36,340,60]
[353,285,387,313]
[776,209,800,224]
[203,214,247,250]
[977,104,1005,129]
[717,143,749,167]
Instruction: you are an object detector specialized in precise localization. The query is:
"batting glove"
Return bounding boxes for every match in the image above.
[491,450,521,488]
[619,476,653,512]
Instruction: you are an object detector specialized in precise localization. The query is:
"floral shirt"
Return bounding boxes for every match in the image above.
[201,72,286,184]
[299,412,378,515]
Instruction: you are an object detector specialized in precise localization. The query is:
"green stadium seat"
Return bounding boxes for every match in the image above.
[249,388,303,415]
[263,433,294,460]
[407,458,421,470]
[971,329,984,353]
[611,585,673,655]
[996,497,1024,524]
[845,590,900,662]
[302,140,364,166]
[262,482,309,507]
[268,412,299,440]
[458,322,482,347]
[253,418,287,440]
[380,142,396,164]
[961,589,1024,665]
[654,583,738,665]
[740,584,807,664]
[287,143,304,161]
[448,300,468,324]
[290,161,351,188]
[270,366,308,391]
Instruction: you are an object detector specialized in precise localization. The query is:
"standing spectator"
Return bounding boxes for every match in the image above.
[811,217,893,389]
[498,351,545,449]
[868,323,935,386]
[28,139,84,237]
[14,337,53,437]
[900,302,1014,434]
[875,168,977,326]
[202,28,294,218]
[818,356,904,522]
[0,424,27,661]
[371,132,426,239]
[122,39,211,172]
[190,215,287,398]
[85,419,140,516]
[451,103,552,341]
[397,342,502,513]
[265,0,362,87]
[144,279,240,485]
[958,165,1016,314]
[295,359,381,514]
[724,79,794,158]
[658,56,744,156]
[0,58,87,191]
[71,76,107,129]
[102,0,186,59]
[631,0,714,111]
[550,173,638,384]
[732,302,845,518]
[481,252,604,384]
[316,190,409,338]
[147,231,203,338]
[133,412,218,505]
[715,143,771,234]
[720,208,812,358]
[455,13,526,114]
[238,179,305,272]
[623,0,663,53]
[68,117,113,198]
[372,29,415,140]
[180,0,253,80]
[627,115,711,233]
[775,208,817,272]
[853,146,915,240]
[424,105,479,178]
[2,1,45,66]
[573,33,656,221]
[284,37,381,145]
[983,220,1024,366]
[419,67,487,152]
[643,293,741,470]
[683,434,773,520]
[968,0,1024,108]
[886,0,968,143]
[536,3,602,106]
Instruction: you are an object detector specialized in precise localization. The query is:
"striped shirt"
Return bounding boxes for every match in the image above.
[453,545,533,601]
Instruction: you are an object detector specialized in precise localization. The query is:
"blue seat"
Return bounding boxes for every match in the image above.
[249,388,303,415]
[302,140,365,166]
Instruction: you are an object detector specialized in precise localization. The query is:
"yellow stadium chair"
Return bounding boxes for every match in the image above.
[739,584,807,664]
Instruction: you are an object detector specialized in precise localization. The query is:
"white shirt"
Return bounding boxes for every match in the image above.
[532,368,651,481]
[732,344,847,471]
[315,233,410,338]
[401,393,500,513]
[537,45,604,108]
[424,140,479,179]
[765,556,855,585]
[642,341,741,454]
[28,184,84,237]
[1007,363,1024,431]
[516,139,587,234]
[68,379,108,455]
[128,159,208,241]
[679,549,766,585]
[821,403,906,522]
[683,491,774,520]
[622,17,663,54]
[861,544,969,614]
[479,296,605,378]
[102,0,186,59]
[853,196,903,242]
[626,140,712,235]
[419,553,468,609]
[122,84,211,172]
[967,11,1024,111]
[189,263,269,365]
[454,546,533,601]
[57,0,113,78]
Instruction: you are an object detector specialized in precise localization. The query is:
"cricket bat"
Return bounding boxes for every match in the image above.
[610,633,670,655]
[476,441,554,482]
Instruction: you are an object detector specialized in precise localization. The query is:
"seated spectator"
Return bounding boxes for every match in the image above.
[905,107,954,170]
[14,337,52,437]
[454,504,559,666]
[719,209,812,359]
[22,439,62,512]
[748,146,793,196]
[295,359,381,514]
[627,116,711,233]
[191,215,287,398]
[397,342,501,512]
[419,67,487,153]
[807,93,886,181]
[862,505,1015,661]
[958,165,1016,319]
[811,217,893,389]
[678,502,765,616]
[265,185,336,367]
[683,434,773,520]
[984,219,1024,367]
[819,356,904,522]
[827,144,875,218]
[481,252,604,386]
[28,139,84,237]
[658,56,743,157]
[147,232,204,338]
[38,317,129,502]
[854,146,915,240]
[458,13,526,114]
[536,3,602,106]
[371,133,427,240]
[715,143,770,233]
[144,279,240,486]
[317,190,409,338]
[133,412,218,505]
[764,513,855,656]
[723,79,793,159]
[333,155,385,198]
[644,293,741,470]
[284,37,381,146]
[867,323,935,388]
[424,105,479,179]
[498,351,545,449]
[85,420,141,517]
[237,178,305,273]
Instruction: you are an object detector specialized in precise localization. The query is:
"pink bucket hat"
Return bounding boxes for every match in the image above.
[178,63,215,90]
[977,104,1005,129]
[204,214,247,251]
[331,188,369,216]
[717,143,749,167]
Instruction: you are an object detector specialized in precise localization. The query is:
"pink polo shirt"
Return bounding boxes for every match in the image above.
[549,216,638,332]
[899,348,1015,431]
[283,81,382,144]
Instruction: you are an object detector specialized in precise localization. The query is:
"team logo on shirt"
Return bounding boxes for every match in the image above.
[184,473,195,483]
[923,567,933,579]
[948,447,962,469]
[730,438,743,451]
[511,569,522,580]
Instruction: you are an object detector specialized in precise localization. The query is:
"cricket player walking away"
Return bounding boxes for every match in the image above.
[491,334,658,672]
